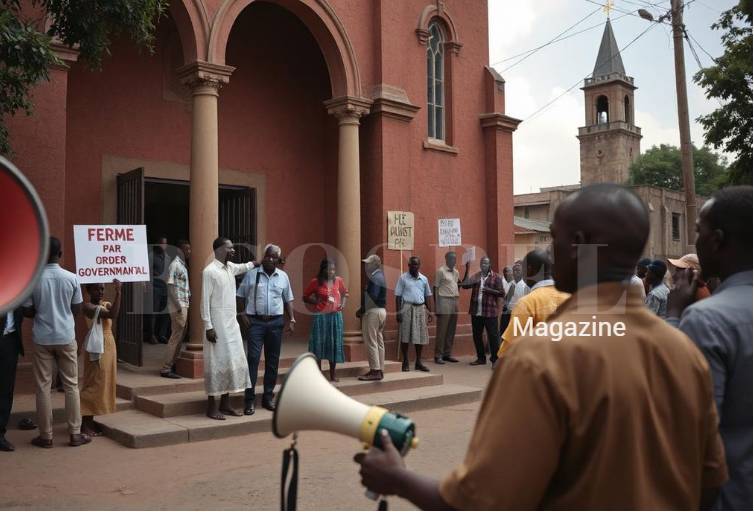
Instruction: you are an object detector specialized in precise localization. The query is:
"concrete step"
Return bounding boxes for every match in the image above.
[135,371,444,418]
[116,361,402,400]
[97,383,482,448]
[9,394,132,426]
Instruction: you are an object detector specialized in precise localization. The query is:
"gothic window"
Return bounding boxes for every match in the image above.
[624,95,631,124]
[672,213,681,241]
[427,21,445,140]
[596,95,609,124]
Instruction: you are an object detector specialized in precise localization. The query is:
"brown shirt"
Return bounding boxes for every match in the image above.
[440,282,727,510]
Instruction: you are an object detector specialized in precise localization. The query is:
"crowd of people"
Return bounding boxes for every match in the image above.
[0,182,750,510]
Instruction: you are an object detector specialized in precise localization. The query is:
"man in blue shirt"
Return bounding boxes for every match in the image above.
[23,237,90,448]
[668,186,752,510]
[395,256,434,372]
[236,244,295,415]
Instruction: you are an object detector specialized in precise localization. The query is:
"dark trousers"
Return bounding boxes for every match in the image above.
[0,334,20,436]
[245,316,284,404]
[499,309,512,338]
[471,316,499,363]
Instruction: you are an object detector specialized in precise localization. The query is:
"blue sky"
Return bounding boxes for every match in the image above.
[488,0,738,194]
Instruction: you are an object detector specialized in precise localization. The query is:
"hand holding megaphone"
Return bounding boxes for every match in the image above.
[354,429,407,499]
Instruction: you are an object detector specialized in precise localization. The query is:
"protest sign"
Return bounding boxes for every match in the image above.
[438,218,461,247]
[387,211,414,250]
[73,225,149,284]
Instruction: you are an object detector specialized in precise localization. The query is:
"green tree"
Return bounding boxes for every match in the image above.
[628,144,730,196]
[693,0,752,185]
[0,0,167,155]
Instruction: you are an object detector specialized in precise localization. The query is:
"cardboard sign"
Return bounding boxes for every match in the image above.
[74,225,150,283]
[387,211,414,250]
[438,218,461,247]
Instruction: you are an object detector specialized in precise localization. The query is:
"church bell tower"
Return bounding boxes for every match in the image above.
[578,18,642,185]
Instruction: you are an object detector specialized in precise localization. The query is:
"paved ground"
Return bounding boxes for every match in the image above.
[2,360,493,510]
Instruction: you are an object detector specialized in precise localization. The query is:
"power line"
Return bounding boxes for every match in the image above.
[498,6,602,72]
[524,21,658,122]
[686,30,717,62]
[583,0,672,24]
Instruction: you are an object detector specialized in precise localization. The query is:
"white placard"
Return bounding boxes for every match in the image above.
[74,225,150,283]
[462,246,476,265]
[438,218,462,247]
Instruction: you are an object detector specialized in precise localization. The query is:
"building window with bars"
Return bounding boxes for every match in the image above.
[672,212,681,241]
[427,21,445,141]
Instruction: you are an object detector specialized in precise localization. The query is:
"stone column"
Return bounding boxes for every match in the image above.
[325,97,372,343]
[175,62,234,378]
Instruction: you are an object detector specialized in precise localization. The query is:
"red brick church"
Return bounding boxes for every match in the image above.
[7,0,519,375]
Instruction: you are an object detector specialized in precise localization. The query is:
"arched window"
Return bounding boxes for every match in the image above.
[624,95,631,124]
[596,95,609,124]
[427,21,445,140]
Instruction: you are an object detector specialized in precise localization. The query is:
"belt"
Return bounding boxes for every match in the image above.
[249,314,282,322]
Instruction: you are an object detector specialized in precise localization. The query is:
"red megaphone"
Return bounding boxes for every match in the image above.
[0,156,49,315]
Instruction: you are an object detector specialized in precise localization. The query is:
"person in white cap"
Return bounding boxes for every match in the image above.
[356,254,387,381]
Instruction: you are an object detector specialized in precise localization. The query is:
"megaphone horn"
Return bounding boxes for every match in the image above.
[273,353,418,454]
[0,156,49,316]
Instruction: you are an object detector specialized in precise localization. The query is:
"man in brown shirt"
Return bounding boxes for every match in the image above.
[355,184,727,509]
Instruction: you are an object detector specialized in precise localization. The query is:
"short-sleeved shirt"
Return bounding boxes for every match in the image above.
[434,266,460,298]
[237,266,293,316]
[508,279,530,310]
[645,282,670,317]
[167,257,190,308]
[440,282,727,509]
[668,270,753,510]
[24,263,83,345]
[395,272,432,305]
[499,280,570,354]
[303,277,348,313]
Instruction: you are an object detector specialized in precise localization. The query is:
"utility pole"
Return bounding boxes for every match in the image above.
[671,0,697,251]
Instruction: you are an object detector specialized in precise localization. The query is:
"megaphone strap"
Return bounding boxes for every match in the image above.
[281,442,299,510]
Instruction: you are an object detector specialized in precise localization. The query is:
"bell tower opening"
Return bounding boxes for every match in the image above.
[596,95,609,124]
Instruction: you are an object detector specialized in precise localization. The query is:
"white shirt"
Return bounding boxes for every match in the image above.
[508,280,530,310]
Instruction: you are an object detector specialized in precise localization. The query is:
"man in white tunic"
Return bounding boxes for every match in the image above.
[201,237,256,420]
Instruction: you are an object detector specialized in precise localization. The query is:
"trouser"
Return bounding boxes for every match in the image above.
[499,308,511,338]
[471,316,499,363]
[146,284,170,340]
[33,342,81,439]
[434,297,458,358]
[162,307,189,371]
[362,308,386,371]
[245,316,284,404]
[0,334,20,436]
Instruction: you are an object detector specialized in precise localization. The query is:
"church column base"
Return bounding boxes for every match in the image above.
[175,345,204,378]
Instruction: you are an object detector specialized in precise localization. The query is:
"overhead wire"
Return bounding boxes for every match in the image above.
[524,21,659,123]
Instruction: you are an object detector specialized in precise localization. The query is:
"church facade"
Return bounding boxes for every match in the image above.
[7,0,519,372]
[514,19,703,263]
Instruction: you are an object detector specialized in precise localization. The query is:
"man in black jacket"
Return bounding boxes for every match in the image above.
[1,307,25,451]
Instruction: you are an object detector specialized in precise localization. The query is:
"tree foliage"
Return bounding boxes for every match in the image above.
[692,0,753,185]
[628,144,730,196]
[0,0,167,155]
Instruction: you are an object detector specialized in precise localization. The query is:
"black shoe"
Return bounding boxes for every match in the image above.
[18,418,36,430]
[262,398,276,412]
[434,357,445,365]
[415,362,430,372]
[469,359,487,366]
[244,403,255,416]
[160,371,181,379]
[401,360,410,372]
[442,356,459,363]
[0,437,14,452]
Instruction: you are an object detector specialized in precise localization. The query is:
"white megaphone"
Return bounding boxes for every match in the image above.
[0,156,49,315]
[273,353,418,454]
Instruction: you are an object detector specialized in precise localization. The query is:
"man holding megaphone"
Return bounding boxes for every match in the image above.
[354,184,727,510]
